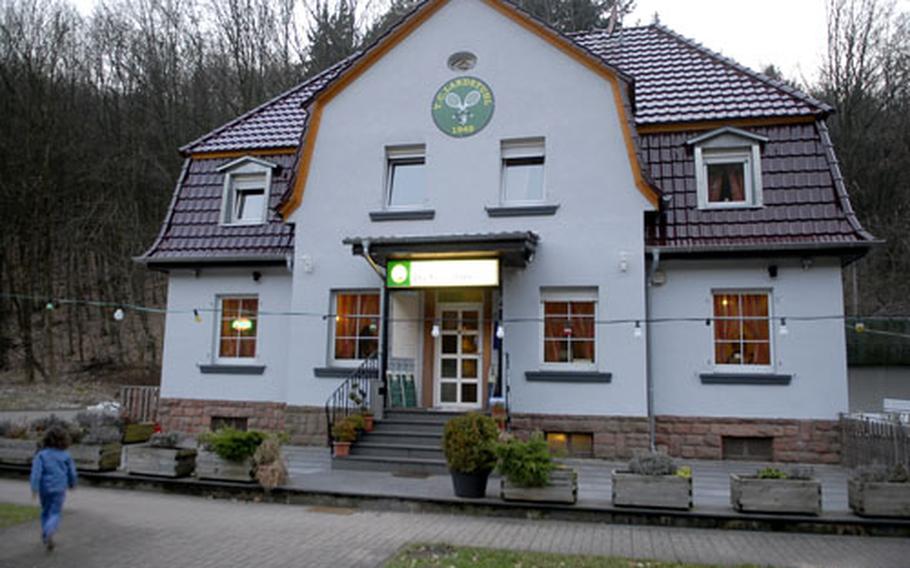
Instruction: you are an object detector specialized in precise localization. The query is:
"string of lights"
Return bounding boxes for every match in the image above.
[2,292,908,339]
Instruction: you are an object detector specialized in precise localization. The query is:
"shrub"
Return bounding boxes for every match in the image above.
[757,467,788,479]
[628,452,677,476]
[198,428,266,462]
[851,464,910,484]
[73,411,122,444]
[331,418,357,443]
[0,421,28,439]
[442,413,498,474]
[30,415,82,444]
[348,413,366,432]
[253,435,287,491]
[148,433,182,449]
[495,432,554,487]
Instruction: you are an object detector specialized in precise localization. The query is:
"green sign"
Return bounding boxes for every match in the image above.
[431,76,494,137]
[388,260,412,288]
[387,259,499,288]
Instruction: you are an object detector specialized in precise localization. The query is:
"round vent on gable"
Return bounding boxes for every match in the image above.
[447,51,477,71]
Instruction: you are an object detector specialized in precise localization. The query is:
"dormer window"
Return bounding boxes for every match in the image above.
[689,127,767,209]
[217,156,276,226]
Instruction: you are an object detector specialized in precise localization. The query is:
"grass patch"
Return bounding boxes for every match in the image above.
[385,544,761,568]
[0,503,39,529]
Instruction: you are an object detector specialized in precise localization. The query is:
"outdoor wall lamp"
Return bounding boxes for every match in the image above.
[431,322,441,338]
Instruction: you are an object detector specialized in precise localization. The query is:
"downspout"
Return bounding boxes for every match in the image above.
[358,240,388,418]
[646,248,660,452]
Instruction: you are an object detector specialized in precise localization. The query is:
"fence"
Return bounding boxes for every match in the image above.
[840,414,910,468]
[119,386,160,423]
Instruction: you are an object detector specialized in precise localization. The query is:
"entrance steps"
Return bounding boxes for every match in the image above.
[331,409,464,474]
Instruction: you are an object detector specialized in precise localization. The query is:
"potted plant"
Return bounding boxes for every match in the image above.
[442,413,499,498]
[0,420,39,465]
[848,464,910,518]
[121,414,156,444]
[497,432,577,504]
[349,389,374,432]
[67,412,122,472]
[125,433,197,478]
[490,400,507,432]
[331,417,358,457]
[253,434,288,491]
[730,466,821,515]
[612,452,692,510]
[196,428,266,482]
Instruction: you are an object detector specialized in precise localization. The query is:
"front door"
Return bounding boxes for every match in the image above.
[435,303,483,409]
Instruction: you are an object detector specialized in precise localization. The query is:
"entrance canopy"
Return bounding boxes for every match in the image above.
[343,231,539,269]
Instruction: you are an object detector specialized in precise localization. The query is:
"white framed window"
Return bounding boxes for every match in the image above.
[386,145,426,208]
[501,138,545,204]
[690,127,766,209]
[216,295,259,361]
[217,156,275,225]
[331,290,380,365]
[541,288,597,368]
[712,291,772,370]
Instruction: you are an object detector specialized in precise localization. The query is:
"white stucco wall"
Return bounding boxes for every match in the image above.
[285,0,651,415]
[649,257,848,419]
[160,267,291,403]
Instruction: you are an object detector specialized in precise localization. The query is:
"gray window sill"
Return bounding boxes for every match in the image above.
[699,373,792,385]
[314,367,358,378]
[369,209,435,221]
[198,364,265,375]
[485,204,559,217]
[525,370,611,383]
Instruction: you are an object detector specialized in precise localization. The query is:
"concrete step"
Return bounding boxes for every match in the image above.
[331,454,448,474]
[350,442,444,461]
[372,419,445,434]
[362,431,442,446]
[382,409,465,424]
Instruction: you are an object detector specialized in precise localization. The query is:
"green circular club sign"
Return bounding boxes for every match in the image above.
[431,76,494,137]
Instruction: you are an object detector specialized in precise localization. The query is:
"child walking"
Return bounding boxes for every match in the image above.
[29,425,78,551]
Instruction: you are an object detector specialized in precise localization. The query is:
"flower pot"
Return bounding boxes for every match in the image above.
[450,469,491,498]
[611,470,692,510]
[848,478,910,517]
[730,474,821,515]
[501,467,577,504]
[0,438,38,465]
[122,423,156,444]
[126,445,196,478]
[333,441,352,457]
[70,442,122,472]
[363,415,374,432]
[196,449,254,482]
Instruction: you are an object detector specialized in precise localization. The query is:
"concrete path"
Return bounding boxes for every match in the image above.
[2,478,909,568]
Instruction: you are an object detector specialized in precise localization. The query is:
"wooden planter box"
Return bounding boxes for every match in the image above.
[126,445,196,478]
[122,423,156,444]
[196,449,253,482]
[612,471,692,510]
[501,467,578,504]
[848,478,910,518]
[730,474,821,515]
[70,442,122,472]
[0,438,38,465]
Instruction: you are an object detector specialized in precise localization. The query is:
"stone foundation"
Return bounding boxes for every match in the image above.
[285,405,328,446]
[655,415,841,464]
[511,413,840,463]
[157,398,286,435]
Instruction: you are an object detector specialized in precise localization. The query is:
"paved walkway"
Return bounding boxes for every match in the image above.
[285,447,851,513]
[2,479,909,568]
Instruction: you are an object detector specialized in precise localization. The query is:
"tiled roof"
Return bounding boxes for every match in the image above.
[644,122,874,250]
[138,154,296,263]
[571,25,831,125]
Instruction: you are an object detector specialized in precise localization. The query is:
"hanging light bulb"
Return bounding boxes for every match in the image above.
[854,321,866,334]
[633,321,643,338]
[45,301,55,311]
[113,308,125,321]
[431,323,441,338]
[193,309,202,323]
[779,317,788,336]
[495,324,505,339]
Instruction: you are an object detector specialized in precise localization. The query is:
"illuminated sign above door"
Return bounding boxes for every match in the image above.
[387,259,499,288]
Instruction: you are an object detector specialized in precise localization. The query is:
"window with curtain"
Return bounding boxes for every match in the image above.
[333,291,380,362]
[218,296,258,359]
[713,292,771,367]
[543,294,596,365]
[707,162,746,203]
[697,147,760,208]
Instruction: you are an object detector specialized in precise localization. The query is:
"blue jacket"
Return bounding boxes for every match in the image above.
[30,448,78,494]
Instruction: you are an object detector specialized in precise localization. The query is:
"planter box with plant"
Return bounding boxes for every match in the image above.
[497,432,577,504]
[612,453,692,510]
[0,421,38,465]
[122,422,156,444]
[443,413,499,499]
[196,428,266,482]
[126,433,197,478]
[331,416,359,458]
[848,464,910,518]
[69,412,123,472]
[730,466,821,515]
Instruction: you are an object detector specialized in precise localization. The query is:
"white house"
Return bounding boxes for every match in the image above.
[139,0,875,465]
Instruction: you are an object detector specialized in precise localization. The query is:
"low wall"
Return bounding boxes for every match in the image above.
[157,398,286,434]
[285,405,328,446]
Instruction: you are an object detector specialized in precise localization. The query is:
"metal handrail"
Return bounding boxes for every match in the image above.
[324,353,380,446]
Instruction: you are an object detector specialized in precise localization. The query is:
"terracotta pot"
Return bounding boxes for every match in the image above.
[363,414,374,432]
[333,441,352,457]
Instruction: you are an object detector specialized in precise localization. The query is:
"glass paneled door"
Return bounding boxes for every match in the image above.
[435,304,483,409]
